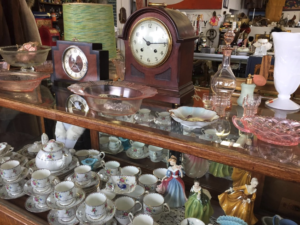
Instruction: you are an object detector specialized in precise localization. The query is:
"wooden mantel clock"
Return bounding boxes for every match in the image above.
[120,3,197,105]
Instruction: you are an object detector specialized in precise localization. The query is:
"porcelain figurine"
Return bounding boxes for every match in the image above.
[156,155,187,208]
[209,161,233,178]
[185,179,214,224]
[231,168,251,187]
[218,177,259,225]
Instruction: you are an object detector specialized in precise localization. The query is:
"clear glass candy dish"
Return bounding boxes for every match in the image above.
[68,81,157,116]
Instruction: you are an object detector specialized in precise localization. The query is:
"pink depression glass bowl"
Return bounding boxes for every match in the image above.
[232,115,300,146]
[68,81,158,116]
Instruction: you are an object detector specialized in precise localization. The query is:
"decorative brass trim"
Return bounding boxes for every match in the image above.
[148,2,167,7]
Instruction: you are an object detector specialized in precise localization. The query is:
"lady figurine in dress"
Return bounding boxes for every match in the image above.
[218,177,259,225]
[156,155,187,208]
[185,179,214,224]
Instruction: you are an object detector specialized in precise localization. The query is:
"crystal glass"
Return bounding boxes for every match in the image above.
[212,93,231,117]
[202,93,214,110]
[243,94,262,116]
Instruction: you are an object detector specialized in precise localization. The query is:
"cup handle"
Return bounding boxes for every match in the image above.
[99,152,105,160]
[68,149,76,156]
[137,167,142,176]
[134,201,143,213]
[155,112,159,117]
[130,140,134,145]
[28,168,34,175]
[163,203,170,214]
[117,140,122,149]
[52,177,60,186]
[144,190,149,195]
[128,212,134,223]
[232,116,250,133]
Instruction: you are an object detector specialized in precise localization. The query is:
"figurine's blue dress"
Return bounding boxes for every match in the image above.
[156,167,187,208]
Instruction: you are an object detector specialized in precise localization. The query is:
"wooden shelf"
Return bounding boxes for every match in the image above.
[39,1,62,6]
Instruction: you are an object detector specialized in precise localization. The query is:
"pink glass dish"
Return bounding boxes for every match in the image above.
[0,71,50,92]
[232,115,300,146]
[67,81,158,116]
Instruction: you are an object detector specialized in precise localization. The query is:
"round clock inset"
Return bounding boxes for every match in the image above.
[66,94,89,116]
[129,17,172,68]
[62,46,88,80]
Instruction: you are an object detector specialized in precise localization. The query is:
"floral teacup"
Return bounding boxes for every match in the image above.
[138,174,159,193]
[54,181,76,206]
[85,192,108,220]
[106,176,136,193]
[57,207,76,222]
[115,196,142,225]
[143,193,170,221]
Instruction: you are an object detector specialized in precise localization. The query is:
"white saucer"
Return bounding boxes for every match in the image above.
[101,145,124,155]
[25,196,50,213]
[46,187,85,210]
[65,171,100,189]
[0,180,26,199]
[76,199,116,225]
[23,175,59,196]
[126,147,149,159]
[48,210,79,225]
[2,167,29,184]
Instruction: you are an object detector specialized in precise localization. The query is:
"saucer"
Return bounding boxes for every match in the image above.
[46,187,85,210]
[23,175,59,196]
[4,152,28,167]
[126,147,149,159]
[0,180,26,199]
[25,196,50,213]
[98,168,120,178]
[102,145,124,155]
[76,199,116,225]
[48,210,79,225]
[17,144,36,159]
[2,167,29,184]
[65,171,100,189]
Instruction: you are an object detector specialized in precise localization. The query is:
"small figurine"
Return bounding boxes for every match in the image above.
[218,177,259,225]
[231,168,251,187]
[209,161,233,178]
[185,179,214,224]
[209,11,219,26]
[156,155,187,208]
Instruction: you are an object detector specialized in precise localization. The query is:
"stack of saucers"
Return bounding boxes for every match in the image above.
[46,181,85,225]
[24,169,60,213]
[0,159,29,199]
[65,165,100,195]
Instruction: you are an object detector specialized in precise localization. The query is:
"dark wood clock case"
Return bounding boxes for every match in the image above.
[51,40,109,83]
[120,6,197,105]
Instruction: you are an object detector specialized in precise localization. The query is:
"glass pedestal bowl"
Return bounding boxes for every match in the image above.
[0,45,51,72]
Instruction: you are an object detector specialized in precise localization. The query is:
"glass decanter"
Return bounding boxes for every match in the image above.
[211,30,236,95]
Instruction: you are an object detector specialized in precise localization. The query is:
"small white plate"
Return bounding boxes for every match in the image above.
[76,199,116,225]
[0,180,26,199]
[47,210,79,225]
[25,196,50,213]
[65,171,100,189]
[126,147,149,160]
[3,167,29,184]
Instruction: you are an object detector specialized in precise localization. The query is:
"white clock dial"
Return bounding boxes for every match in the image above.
[63,46,88,80]
[130,18,172,68]
[66,94,89,116]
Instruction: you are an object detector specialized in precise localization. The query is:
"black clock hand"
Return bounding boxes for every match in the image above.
[149,42,167,45]
[143,37,151,46]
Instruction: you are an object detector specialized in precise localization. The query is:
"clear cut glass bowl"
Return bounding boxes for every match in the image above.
[68,81,158,116]
[232,115,300,146]
[0,45,51,71]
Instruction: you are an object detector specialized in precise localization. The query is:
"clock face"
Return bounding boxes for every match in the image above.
[66,94,89,116]
[130,17,172,68]
[62,46,88,80]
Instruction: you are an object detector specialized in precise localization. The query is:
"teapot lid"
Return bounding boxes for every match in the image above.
[28,141,42,153]
[43,140,64,152]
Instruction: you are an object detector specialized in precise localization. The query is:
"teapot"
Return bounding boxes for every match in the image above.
[35,140,69,172]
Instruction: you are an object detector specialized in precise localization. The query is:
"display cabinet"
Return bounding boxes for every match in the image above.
[0,84,299,225]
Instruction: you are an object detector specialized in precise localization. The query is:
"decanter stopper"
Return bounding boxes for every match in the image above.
[224,29,235,49]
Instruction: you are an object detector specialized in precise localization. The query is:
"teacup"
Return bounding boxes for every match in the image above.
[104,161,120,176]
[126,185,148,207]
[0,160,21,181]
[5,182,22,195]
[89,150,105,160]
[33,195,48,208]
[130,141,146,158]
[99,136,109,149]
[54,181,76,206]
[119,137,131,150]
[99,188,116,201]
[121,166,141,177]
[85,192,107,220]
[74,165,92,185]
[57,207,76,222]
[155,112,171,125]
[138,108,151,120]
[148,145,163,162]
[153,168,168,180]
[181,218,205,225]
[31,169,51,192]
[138,174,159,193]
[128,213,154,225]
[75,150,90,162]
[108,137,122,152]
[115,196,142,225]
[143,193,170,221]
[107,176,136,193]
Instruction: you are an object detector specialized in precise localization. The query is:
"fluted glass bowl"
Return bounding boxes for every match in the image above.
[0,45,51,71]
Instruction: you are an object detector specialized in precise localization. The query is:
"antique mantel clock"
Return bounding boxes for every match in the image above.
[120,4,197,105]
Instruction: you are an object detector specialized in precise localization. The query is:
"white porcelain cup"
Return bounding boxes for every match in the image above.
[0,160,21,181]
[130,141,145,158]
[138,174,159,193]
[104,161,120,176]
[143,193,170,221]
[57,207,76,222]
[126,185,148,212]
[31,169,51,192]
[89,150,105,160]
[54,181,76,206]
[148,145,163,162]
[5,182,22,195]
[74,165,92,185]
[138,108,151,120]
[153,168,168,180]
[115,196,142,225]
[85,192,107,220]
[108,137,122,152]
[100,136,109,149]
[33,195,48,208]
[128,213,154,225]
[181,218,205,225]
[121,166,141,177]
[75,150,90,161]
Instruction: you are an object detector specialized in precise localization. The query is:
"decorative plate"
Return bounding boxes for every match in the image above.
[76,199,116,225]
[47,210,79,225]
[101,145,124,155]
[0,180,26,199]
[25,196,51,213]
[169,106,219,129]
[3,167,29,184]
[46,187,85,210]
[126,147,149,160]
[65,171,100,189]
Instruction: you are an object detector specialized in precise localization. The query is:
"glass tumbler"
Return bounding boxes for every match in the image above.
[202,93,214,110]
[212,94,231,117]
[243,94,262,116]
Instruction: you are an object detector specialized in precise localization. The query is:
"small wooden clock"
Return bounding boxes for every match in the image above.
[51,40,109,83]
[120,4,197,105]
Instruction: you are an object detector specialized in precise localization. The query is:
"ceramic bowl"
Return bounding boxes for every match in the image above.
[169,106,219,128]
[216,216,247,225]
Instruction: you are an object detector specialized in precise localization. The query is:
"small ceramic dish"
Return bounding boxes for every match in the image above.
[0,180,26,199]
[46,187,85,210]
[2,167,29,184]
[65,171,100,189]
[76,199,116,225]
[25,196,51,213]
[47,210,79,225]
[106,176,136,194]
